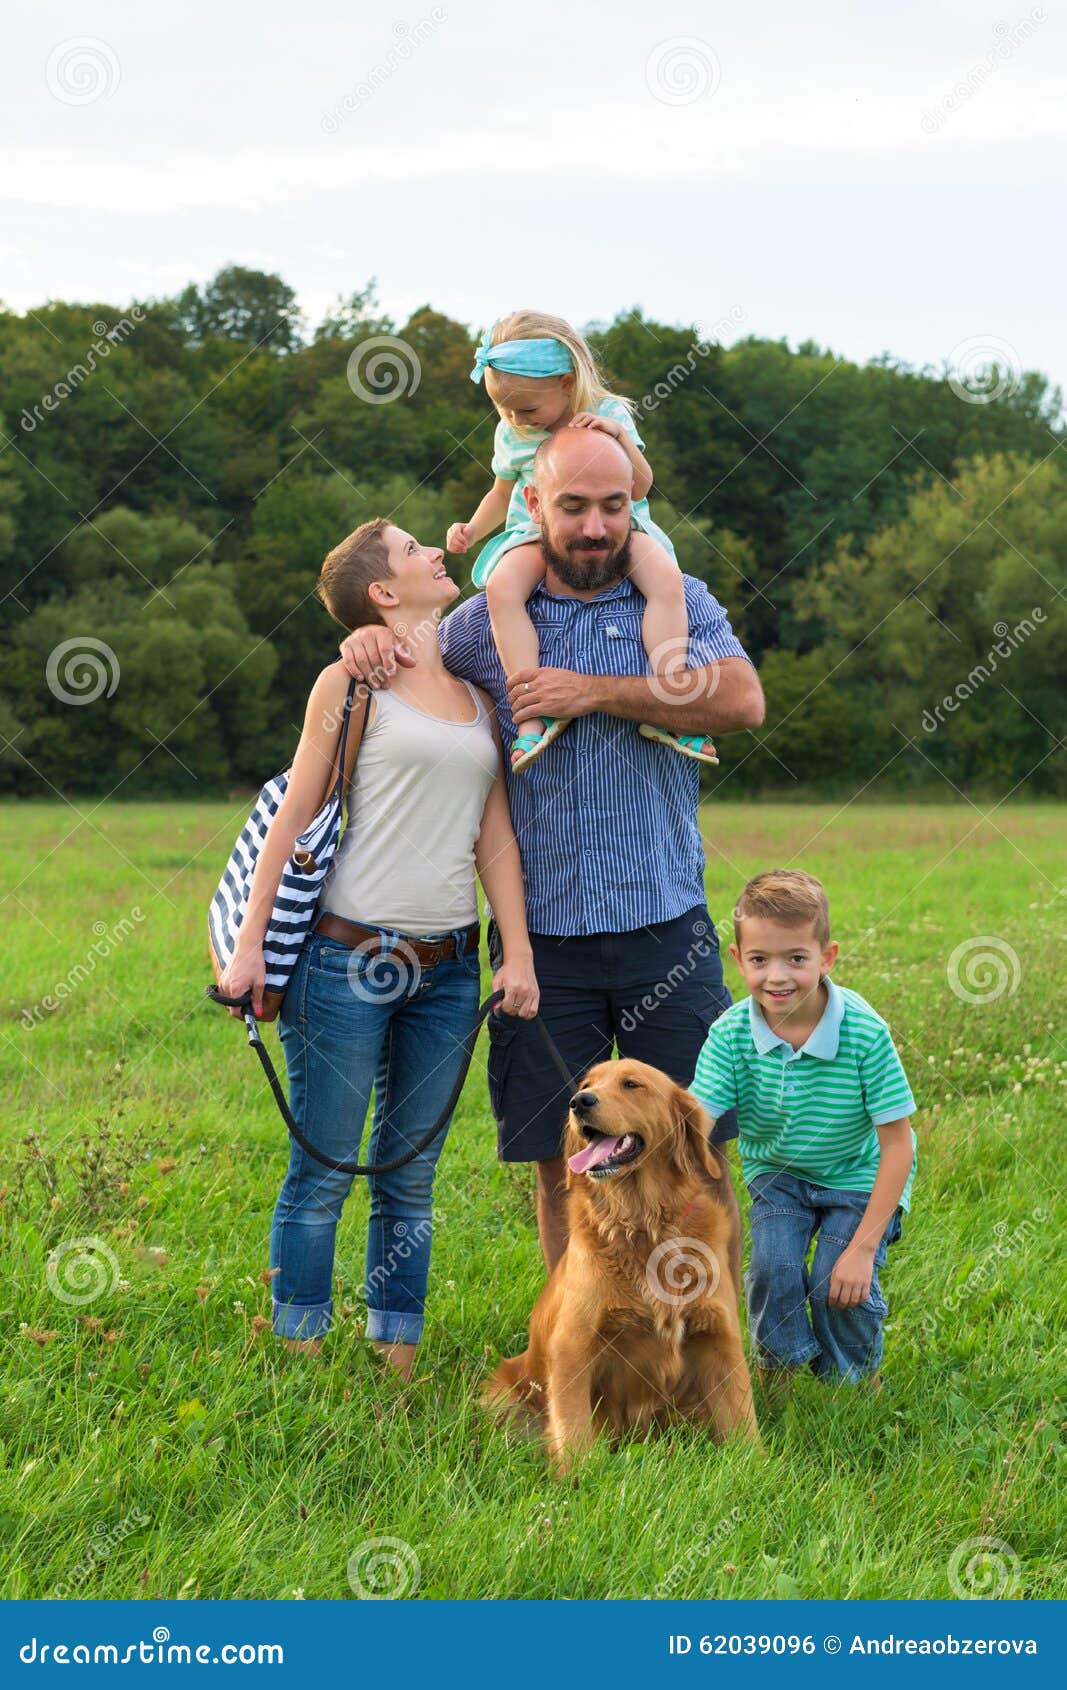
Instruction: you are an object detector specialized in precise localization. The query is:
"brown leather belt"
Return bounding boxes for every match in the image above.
[315,911,479,968]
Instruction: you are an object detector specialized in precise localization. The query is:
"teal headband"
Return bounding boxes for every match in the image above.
[470,328,574,385]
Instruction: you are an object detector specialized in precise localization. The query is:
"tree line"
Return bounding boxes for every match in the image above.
[0,266,1062,797]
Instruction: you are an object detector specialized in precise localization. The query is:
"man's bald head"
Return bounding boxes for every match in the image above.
[524,426,635,594]
[531,426,633,499]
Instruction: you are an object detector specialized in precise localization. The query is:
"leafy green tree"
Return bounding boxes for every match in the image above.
[798,454,1066,793]
[313,282,393,344]
[172,266,304,353]
[4,565,275,793]
[59,508,217,592]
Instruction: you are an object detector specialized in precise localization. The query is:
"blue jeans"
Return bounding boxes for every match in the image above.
[271,922,481,1344]
[745,1172,904,1382]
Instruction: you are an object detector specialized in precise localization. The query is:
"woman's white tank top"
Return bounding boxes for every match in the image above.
[319,680,498,937]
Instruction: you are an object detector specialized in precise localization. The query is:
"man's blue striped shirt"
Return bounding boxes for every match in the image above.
[437,574,752,937]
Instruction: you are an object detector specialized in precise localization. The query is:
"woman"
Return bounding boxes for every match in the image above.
[219,517,538,1379]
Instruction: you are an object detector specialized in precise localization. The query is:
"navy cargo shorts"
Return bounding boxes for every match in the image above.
[486,904,739,1163]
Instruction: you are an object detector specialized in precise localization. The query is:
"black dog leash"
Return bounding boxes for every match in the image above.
[204,984,578,1176]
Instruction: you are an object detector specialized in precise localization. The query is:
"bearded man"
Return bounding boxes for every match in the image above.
[340,428,764,1274]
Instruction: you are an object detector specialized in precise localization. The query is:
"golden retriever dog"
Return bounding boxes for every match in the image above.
[484,1058,759,1473]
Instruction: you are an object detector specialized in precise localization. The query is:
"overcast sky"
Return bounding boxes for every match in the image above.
[2,0,1064,396]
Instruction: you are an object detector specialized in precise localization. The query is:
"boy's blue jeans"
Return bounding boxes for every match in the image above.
[271,924,481,1345]
[745,1171,904,1382]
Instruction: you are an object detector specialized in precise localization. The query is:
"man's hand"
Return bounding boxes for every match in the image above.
[507,666,599,724]
[447,521,472,554]
[568,412,623,440]
[492,954,540,1018]
[828,1242,876,1309]
[338,626,415,686]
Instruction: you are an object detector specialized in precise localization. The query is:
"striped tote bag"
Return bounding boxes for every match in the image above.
[208,677,368,1021]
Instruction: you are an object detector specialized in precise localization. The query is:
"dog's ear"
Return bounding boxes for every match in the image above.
[672,1087,721,1179]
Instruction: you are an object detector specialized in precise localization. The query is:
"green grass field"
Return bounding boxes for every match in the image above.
[1,800,1064,1601]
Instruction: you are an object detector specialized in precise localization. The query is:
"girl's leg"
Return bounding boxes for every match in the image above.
[362,945,482,1360]
[628,532,719,764]
[626,532,689,684]
[485,544,569,766]
[271,937,389,1342]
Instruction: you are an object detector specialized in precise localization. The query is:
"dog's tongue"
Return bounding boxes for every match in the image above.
[568,1135,623,1175]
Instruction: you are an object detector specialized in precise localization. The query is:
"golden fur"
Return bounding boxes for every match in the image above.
[484,1058,759,1473]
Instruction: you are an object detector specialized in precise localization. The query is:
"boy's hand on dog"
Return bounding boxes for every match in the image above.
[828,1243,875,1309]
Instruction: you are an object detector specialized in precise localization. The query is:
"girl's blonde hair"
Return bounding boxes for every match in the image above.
[489,309,635,418]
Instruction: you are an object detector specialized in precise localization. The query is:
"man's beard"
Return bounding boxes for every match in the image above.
[539,527,633,591]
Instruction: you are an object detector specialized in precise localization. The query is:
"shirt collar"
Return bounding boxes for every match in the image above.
[746,977,844,1060]
[530,577,636,608]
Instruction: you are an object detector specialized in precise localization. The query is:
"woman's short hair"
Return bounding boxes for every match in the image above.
[734,869,831,946]
[317,517,393,630]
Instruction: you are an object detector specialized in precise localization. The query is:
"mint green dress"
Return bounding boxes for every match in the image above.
[471,397,678,588]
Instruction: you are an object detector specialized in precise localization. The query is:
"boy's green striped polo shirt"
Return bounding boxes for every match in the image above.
[691,978,917,1207]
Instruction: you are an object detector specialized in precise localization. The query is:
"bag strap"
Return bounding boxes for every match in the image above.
[324,678,370,808]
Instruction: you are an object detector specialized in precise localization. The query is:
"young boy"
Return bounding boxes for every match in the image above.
[691,869,916,1388]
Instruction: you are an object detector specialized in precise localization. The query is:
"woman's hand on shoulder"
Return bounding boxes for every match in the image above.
[338,626,415,686]
[492,953,539,1019]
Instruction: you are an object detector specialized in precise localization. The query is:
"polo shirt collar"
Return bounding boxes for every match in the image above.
[746,977,845,1059]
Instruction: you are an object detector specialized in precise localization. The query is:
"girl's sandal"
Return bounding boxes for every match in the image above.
[511,716,570,773]
[638,724,720,766]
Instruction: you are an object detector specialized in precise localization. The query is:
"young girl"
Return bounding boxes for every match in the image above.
[447,309,718,772]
